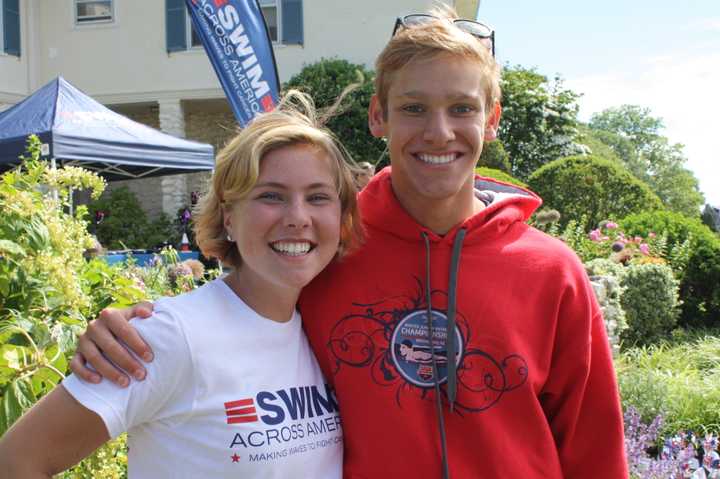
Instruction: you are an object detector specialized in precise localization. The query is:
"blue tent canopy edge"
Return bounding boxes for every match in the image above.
[0,77,215,180]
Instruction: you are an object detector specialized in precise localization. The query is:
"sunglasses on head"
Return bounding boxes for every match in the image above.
[392,14,495,57]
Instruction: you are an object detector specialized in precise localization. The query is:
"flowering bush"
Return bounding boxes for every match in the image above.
[622,210,720,329]
[625,406,682,478]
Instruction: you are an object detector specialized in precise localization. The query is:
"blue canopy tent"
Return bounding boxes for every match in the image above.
[0,77,214,180]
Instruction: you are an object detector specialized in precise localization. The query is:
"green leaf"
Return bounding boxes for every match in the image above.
[0,378,36,435]
[0,239,25,257]
[1,345,24,370]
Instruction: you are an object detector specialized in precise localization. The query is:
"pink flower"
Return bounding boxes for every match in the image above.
[639,243,650,255]
[605,221,618,229]
[634,236,643,243]
[589,229,602,241]
[648,232,656,238]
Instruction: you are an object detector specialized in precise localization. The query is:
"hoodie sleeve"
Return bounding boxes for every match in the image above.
[539,263,628,478]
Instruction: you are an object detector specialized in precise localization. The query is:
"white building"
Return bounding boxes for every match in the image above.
[0,0,478,218]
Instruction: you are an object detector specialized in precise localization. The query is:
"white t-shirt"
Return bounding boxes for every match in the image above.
[63,279,343,478]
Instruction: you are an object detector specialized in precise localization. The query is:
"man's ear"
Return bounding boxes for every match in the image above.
[484,101,502,141]
[368,95,387,138]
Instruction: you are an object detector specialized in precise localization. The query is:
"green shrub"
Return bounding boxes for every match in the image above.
[620,263,680,346]
[475,167,527,188]
[89,187,151,249]
[585,257,626,279]
[621,210,720,328]
[0,138,216,475]
[478,140,511,172]
[284,58,385,166]
[527,155,663,230]
[60,434,127,478]
[617,336,720,437]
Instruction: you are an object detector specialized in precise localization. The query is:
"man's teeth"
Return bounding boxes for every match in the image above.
[418,153,456,164]
[272,242,311,256]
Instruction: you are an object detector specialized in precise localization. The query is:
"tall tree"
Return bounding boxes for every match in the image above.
[588,105,704,217]
[498,66,582,180]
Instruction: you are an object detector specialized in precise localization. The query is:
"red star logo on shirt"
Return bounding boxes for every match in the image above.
[231,453,240,463]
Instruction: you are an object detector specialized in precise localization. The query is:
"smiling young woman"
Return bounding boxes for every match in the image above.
[0,90,362,478]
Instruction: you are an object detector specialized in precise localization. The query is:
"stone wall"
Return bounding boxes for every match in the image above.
[589,274,626,357]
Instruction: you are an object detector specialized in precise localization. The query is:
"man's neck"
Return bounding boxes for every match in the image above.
[392,185,484,235]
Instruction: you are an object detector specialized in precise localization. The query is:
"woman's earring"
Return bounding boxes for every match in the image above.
[226,231,234,242]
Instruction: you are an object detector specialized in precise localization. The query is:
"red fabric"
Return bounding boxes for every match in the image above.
[300,168,628,478]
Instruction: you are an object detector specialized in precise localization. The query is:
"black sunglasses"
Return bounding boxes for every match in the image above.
[392,14,495,57]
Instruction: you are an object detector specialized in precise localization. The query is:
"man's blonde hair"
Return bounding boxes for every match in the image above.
[194,89,363,268]
[375,4,501,114]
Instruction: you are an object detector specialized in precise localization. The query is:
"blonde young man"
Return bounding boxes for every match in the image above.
[65,8,628,478]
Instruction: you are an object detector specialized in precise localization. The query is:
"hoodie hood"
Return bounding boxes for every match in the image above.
[359,167,542,243]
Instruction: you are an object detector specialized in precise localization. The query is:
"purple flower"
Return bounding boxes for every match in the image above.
[639,243,650,255]
[612,241,625,252]
[606,221,619,229]
[589,229,602,241]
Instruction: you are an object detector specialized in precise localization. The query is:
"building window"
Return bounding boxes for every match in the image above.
[75,0,113,24]
[259,0,279,42]
[0,1,4,53]
[1,0,21,56]
[166,0,302,53]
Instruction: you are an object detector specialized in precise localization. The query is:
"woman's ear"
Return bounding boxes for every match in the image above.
[368,95,387,139]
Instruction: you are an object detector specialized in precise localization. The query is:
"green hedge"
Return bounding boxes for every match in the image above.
[620,262,680,346]
[621,210,720,328]
[284,58,386,166]
[527,155,663,230]
[478,140,511,172]
[475,167,527,188]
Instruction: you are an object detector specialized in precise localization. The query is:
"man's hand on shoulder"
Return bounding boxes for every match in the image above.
[69,302,156,387]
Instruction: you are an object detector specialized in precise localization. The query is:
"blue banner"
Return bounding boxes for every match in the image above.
[186,0,280,127]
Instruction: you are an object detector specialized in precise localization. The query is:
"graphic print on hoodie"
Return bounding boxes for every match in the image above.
[325,277,529,413]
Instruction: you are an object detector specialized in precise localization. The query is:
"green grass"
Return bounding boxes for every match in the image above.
[617,333,720,436]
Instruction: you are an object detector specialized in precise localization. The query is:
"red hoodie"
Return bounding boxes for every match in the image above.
[300,168,628,478]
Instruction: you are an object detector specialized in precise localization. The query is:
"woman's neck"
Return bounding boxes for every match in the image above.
[223,268,300,323]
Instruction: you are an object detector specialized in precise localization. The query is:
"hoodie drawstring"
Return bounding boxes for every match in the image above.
[446,228,466,412]
[421,228,466,479]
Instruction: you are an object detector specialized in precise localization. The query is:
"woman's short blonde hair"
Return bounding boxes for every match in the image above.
[194,89,363,269]
[375,4,501,115]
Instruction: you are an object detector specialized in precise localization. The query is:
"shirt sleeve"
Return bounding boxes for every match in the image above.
[62,306,194,439]
[539,263,628,478]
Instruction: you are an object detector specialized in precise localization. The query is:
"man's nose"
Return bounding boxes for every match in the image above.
[423,111,455,145]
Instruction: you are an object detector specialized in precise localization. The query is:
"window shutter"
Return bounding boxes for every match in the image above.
[166,0,187,53]
[3,0,20,56]
[281,0,303,45]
